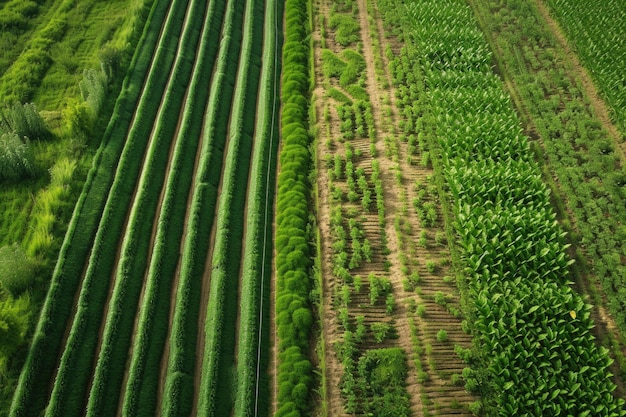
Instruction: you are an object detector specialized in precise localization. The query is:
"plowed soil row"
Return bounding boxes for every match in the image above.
[313,0,477,414]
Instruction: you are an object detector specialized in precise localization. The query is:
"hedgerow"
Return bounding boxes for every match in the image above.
[275,0,315,415]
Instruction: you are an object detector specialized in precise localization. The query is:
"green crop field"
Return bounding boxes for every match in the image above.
[8,0,282,415]
[3,0,626,416]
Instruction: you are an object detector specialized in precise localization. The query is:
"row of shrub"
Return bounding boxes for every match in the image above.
[275,0,315,415]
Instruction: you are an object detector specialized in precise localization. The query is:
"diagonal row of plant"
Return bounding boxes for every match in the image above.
[379,0,626,415]
[542,0,626,133]
[467,0,626,341]
[85,0,219,415]
[9,0,176,414]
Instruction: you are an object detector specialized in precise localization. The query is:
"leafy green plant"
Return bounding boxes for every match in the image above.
[436,329,447,343]
[371,322,391,343]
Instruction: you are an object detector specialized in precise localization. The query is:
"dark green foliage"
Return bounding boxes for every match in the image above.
[329,13,360,46]
[87,1,208,415]
[0,1,40,32]
[357,349,411,416]
[0,7,68,103]
[0,295,32,363]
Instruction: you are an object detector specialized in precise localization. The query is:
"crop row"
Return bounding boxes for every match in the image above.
[379,0,625,415]
[43,0,202,414]
[11,0,283,415]
[196,0,263,414]
[9,0,175,414]
[99,0,218,415]
[275,0,315,415]
[543,0,626,132]
[233,0,281,414]
[158,0,231,413]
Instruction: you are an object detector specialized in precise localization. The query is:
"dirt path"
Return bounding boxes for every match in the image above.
[359,0,477,414]
[311,0,348,414]
[354,0,423,415]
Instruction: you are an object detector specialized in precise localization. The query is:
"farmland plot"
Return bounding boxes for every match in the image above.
[377,0,626,414]
[10,0,281,415]
[312,0,477,414]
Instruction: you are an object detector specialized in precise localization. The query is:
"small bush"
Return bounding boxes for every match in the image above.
[0,245,38,296]
[371,322,391,343]
[436,329,448,342]
[0,102,49,141]
[0,293,32,360]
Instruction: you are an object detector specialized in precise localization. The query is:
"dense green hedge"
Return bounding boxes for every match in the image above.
[275,0,315,415]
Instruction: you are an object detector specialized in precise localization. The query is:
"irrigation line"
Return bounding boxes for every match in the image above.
[254,0,280,414]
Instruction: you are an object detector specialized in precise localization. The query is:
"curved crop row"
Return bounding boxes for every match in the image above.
[85,0,211,415]
[159,0,236,410]
[196,0,262,414]
[275,0,315,415]
[42,1,193,414]
[9,0,173,414]
[380,0,625,415]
